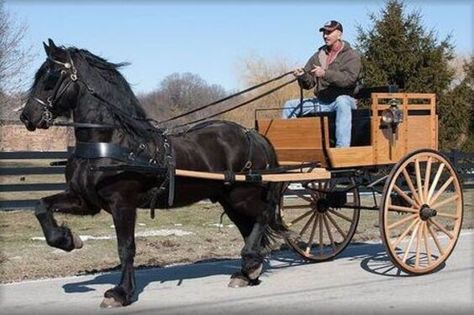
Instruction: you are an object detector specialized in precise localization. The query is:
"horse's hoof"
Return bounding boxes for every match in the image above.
[246,264,263,280]
[71,232,83,249]
[228,274,250,288]
[100,297,123,308]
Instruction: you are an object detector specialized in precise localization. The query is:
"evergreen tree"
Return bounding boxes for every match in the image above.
[355,0,473,150]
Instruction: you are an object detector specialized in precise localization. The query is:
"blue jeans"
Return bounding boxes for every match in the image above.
[282,95,357,147]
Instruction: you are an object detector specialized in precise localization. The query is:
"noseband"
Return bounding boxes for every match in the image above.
[33,52,78,127]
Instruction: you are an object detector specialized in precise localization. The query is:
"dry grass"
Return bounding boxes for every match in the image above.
[0,189,472,283]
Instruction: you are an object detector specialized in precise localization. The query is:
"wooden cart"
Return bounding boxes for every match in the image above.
[255,93,464,275]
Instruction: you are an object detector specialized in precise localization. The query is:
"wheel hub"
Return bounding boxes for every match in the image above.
[316,198,329,213]
[419,204,437,221]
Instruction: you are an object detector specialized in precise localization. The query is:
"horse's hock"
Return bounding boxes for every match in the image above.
[0,122,74,151]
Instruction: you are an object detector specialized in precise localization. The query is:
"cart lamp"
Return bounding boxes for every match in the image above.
[381,99,403,130]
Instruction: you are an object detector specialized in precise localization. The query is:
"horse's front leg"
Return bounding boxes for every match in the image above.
[35,192,90,251]
[101,205,137,308]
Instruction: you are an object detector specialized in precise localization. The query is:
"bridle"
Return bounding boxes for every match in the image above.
[32,51,128,130]
[33,50,79,127]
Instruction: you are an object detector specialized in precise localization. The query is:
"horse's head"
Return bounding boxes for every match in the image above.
[20,39,80,131]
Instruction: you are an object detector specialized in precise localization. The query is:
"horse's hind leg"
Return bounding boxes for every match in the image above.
[35,192,92,251]
[222,202,267,287]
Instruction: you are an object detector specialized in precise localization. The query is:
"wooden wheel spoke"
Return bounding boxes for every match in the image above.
[284,204,313,211]
[435,211,460,220]
[328,209,353,222]
[415,158,425,204]
[388,213,418,230]
[392,218,419,249]
[393,185,418,207]
[299,211,317,236]
[305,214,319,255]
[402,168,422,206]
[322,214,336,250]
[422,223,433,265]
[319,213,324,253]
[387,204,419,214]
[427,162,445,202]
[429,218,454,239]
[415,222,424,268]
[427,221,445,256]
[402,221,421,263]
[305,188,320,200]
[297,194,314,203]
[326,212,347,239]
[288,209,314,226]
[423,157,433,202]
[428,176,454,205]
[431,195,459,210]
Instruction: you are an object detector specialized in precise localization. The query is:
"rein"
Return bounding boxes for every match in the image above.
[158,71,294,124]
[39,51,296,131]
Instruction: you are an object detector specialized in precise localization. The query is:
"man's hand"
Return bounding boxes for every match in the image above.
[293,68,305,77]
[311,64,326,78]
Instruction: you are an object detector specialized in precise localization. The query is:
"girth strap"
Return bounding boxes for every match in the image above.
[73,142,151,165]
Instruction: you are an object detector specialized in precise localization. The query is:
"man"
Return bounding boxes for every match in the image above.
[282,20,362,148]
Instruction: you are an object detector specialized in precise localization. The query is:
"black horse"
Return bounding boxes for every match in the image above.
[20,39,288,308]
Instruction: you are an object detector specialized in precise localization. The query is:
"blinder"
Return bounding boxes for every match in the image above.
[33,52,79,127]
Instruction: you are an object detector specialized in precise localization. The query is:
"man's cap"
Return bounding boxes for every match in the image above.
[319,20,343,33]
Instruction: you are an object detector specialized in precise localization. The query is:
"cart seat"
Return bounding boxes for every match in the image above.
[301,109,371,147]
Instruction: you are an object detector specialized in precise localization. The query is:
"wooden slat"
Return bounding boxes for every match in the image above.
[326,146,374,168]
[0,167,65,175]
[0,183,66,192]
[0,200,38,210]
[0,151,70,159]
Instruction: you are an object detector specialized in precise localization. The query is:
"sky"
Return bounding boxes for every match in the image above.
[5,0,474,95]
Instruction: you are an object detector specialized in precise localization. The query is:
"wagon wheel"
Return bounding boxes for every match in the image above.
[280,177,360,262]
[380,149,464,275]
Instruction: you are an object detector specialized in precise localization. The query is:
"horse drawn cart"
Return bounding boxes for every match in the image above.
[173,91,463,275]
[254,92,463,275]
[20,41,464,306]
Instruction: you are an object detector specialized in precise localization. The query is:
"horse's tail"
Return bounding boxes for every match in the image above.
[249,131,289,251]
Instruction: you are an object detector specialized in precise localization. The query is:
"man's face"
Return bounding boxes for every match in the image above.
[322,29,342,47]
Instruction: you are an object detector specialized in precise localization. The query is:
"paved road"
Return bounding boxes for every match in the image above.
[1,231,473,315]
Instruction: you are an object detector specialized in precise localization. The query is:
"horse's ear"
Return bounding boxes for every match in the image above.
[46,38,64,58]
[43,41,50,55]
[48,38,57,49]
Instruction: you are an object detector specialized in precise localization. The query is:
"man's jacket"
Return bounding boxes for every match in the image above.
[298,40,362,103]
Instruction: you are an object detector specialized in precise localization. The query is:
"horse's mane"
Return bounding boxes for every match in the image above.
[70,47,160,140]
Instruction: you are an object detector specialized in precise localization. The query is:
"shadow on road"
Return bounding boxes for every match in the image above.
[62,241,444,303]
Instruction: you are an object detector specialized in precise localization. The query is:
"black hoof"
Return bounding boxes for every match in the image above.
[101,287,130,308]
[100,297,123,308]
[246,264,263,280]
[228,272,261,288]
[71,231,83,249]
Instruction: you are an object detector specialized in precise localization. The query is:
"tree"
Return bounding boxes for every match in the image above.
[138,72,228,126]
[355,0,472,150]
[356,0,454,93]
[445,56,474,152]
[223,54,303,127]
[0,1,31,94]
